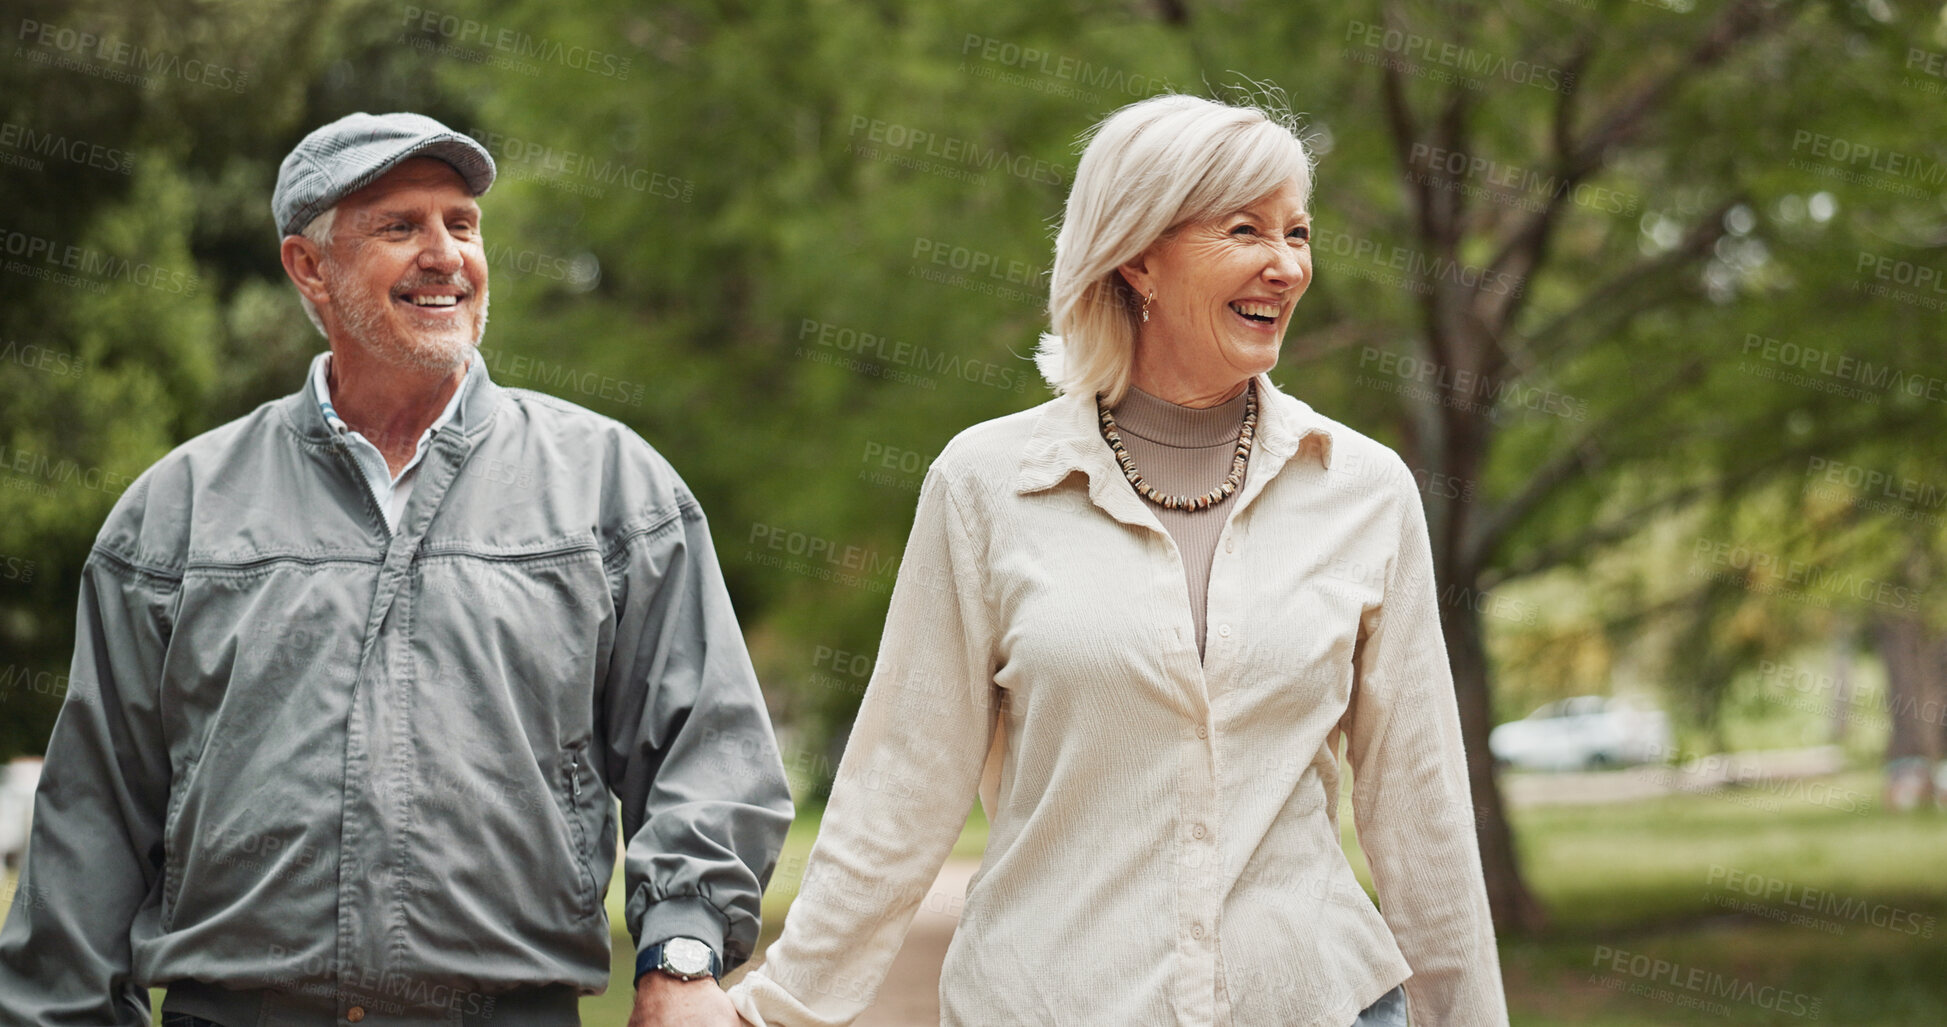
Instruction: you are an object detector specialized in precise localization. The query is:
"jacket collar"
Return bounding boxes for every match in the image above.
[1014,372,1335,497]
[283,346,502,445]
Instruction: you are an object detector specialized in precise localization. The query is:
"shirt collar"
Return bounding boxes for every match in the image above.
[309,349,475,443]
[1014,372,1335,496]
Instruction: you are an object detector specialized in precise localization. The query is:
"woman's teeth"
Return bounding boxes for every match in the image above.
[1230,301,1278,322]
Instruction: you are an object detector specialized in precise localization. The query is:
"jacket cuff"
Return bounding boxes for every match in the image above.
[634,895,730,985]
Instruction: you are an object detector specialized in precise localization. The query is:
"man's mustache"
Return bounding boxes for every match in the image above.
[389,272,476,299]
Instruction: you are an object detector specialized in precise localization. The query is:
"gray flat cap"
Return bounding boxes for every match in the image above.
[273,112,495,237]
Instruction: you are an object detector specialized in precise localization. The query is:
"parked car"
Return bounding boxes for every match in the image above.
[1489,696,1673,772]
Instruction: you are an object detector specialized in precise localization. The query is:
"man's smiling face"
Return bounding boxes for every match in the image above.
[317,157,489,372]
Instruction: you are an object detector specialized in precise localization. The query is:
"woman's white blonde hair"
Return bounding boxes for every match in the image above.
[1036,93,1315,404]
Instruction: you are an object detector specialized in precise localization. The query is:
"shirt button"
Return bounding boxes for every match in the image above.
[1218,624,1232,639]
[1192,823,1207,840]
[1225,538,1235,553]
[347,1008,365,1023]
[1190,923,1205,939]
[1195,724,1209,739]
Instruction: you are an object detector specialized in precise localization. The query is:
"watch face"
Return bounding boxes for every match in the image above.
[663,937,714,977]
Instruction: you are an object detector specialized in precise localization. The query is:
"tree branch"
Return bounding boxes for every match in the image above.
[1477,0,1795,333]
[1465,354,1707,574]
[1511,195,1742,371]
[1376,0,1456,378]
[1570,0,1787,174]
[1481,415,1918,591]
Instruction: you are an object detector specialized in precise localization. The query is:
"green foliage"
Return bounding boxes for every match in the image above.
[4,0,1945,789]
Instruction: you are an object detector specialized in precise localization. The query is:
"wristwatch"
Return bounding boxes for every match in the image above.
[638,936,721,983]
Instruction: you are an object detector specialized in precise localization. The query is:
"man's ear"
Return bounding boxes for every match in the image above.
[280,235,332,308]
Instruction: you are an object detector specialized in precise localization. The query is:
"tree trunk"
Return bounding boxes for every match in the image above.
[1441,577,1548,935]
[1422,399,1546,934]
[1874,535,1947,777]
[1871,603,1947,811]
[1375,0,1810,941]
[1874,614,1947,763]
[1826,629,1854,747]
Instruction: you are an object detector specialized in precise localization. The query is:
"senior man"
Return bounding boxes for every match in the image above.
[0,112,791,1027]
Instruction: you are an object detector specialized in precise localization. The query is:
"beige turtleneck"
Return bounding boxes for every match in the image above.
[1108,384,1255,659]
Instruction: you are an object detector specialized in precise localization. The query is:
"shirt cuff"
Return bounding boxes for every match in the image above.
[634,895,730,985]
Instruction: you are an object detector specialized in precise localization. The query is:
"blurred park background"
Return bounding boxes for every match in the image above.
[3,0,1946,1023]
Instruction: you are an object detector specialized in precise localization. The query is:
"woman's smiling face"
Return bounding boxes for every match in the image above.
[1120,177,1312,404]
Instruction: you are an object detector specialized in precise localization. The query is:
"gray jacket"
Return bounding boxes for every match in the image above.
[0,355,794,1025]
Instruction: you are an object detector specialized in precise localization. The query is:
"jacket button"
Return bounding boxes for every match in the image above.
[1218,624,1232,639]
[1190,922,1205,939]
[1192,823,1207,840]
[1195,724,1208,739]
[1225,538,1235,553]
[347,1008,365,1023]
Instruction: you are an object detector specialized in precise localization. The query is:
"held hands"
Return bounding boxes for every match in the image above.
[629,971,751,1027]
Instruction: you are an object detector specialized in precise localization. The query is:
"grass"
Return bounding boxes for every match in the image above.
[1496,770,1946,1026]
[4,773,1937,1025]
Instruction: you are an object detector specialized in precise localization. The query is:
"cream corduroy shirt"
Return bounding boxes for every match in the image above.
[727,373,1508,1027]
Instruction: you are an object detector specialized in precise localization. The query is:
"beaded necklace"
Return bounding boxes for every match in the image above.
[1095,380,1257,511]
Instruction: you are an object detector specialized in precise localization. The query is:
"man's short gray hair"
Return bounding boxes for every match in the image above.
[1036,94,1316,405]
[295,207,337,338]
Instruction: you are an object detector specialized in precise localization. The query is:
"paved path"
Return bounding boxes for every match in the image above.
[853,858,978,1027]
[1502,745,1846,808]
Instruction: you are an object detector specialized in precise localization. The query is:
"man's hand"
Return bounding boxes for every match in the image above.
[629,971,749,1027]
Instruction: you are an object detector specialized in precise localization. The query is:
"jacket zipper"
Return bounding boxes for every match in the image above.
[566,750,596,916]
[329,437,392,539]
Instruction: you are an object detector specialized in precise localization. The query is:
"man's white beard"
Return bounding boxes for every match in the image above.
[326,263,488,373]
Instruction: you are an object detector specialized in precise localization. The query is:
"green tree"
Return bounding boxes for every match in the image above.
[5,0,1943,941]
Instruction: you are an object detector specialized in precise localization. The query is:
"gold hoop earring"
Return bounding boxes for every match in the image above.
[1141,291,1154,323]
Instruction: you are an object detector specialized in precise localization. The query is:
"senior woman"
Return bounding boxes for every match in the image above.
[727,93,1508,1026]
